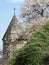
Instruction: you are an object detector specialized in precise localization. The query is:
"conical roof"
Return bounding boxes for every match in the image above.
[3,14,23,42]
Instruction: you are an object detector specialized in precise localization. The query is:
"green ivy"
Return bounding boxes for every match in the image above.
[9,21,49,65]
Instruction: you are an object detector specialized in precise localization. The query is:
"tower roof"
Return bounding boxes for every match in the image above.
[2,14,23,42]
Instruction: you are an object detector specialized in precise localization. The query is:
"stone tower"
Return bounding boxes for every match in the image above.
[2,9,27,65]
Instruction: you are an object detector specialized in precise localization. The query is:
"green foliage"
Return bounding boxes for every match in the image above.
[9,21,49,65]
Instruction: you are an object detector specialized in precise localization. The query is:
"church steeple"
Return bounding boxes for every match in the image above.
[2,9,23,42]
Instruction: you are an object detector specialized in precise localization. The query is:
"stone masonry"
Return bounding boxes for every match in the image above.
[2,13,27,65]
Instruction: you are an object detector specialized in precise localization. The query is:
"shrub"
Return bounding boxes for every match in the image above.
[9,21,49,65]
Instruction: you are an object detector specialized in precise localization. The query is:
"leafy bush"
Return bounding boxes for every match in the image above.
[9,21,49,65]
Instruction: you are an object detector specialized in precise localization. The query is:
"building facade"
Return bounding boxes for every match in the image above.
[2,13,27,65]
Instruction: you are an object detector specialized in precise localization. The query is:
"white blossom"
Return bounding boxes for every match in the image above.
[21,0,49,23]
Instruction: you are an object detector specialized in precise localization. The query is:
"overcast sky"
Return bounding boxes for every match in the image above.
[0,0,24,51]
